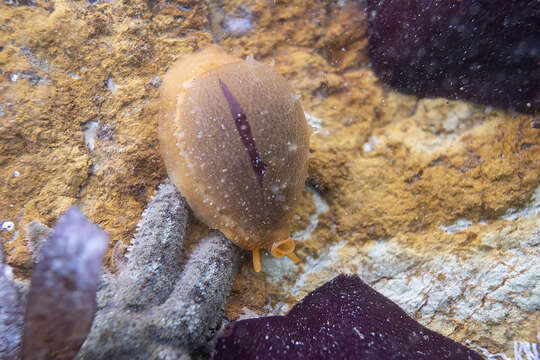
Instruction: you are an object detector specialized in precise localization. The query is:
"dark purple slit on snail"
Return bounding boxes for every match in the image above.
[219,78,267,187]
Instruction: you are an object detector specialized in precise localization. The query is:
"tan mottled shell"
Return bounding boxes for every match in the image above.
[159,46,309,256]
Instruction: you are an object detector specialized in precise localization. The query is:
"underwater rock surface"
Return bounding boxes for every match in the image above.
[214,274,482,360]
[1,0,538,357]
[367,0,539,113]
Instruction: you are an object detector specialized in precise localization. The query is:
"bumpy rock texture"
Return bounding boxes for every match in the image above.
[214,275,482,360]
[0,0,538,357]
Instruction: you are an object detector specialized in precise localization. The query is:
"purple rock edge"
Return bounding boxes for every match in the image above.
[213,274,482,360]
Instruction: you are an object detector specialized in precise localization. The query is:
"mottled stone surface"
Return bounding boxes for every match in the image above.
[0,0,538,357]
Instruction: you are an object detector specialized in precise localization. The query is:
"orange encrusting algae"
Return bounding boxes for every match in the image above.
[158,46,310,272]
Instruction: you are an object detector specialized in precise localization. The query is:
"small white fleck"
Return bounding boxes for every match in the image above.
[107,77,118,94]
[287,141,298,152]
[83,121,99,151]
[363,136,380,153]
[353,327,365,339]
[245,53,256,64]
[150,76,161,87]
[13,170,20,177]
[304,112,323,134]
[2,221,14,232]
[440,219,474,234]
[224,16,253,36]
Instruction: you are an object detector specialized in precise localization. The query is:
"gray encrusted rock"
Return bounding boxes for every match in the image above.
[78,183,241,359]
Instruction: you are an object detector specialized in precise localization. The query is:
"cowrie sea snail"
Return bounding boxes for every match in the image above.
[158,45,310,272]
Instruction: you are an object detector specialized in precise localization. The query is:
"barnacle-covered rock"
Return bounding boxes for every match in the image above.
[214,275,482,360]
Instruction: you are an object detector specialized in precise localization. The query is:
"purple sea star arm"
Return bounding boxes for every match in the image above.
[214,274,483,360]
[366,0,538,113]
[23,207,108,360]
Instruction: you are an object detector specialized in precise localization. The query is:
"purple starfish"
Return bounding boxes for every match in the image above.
[214,274,482,360]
